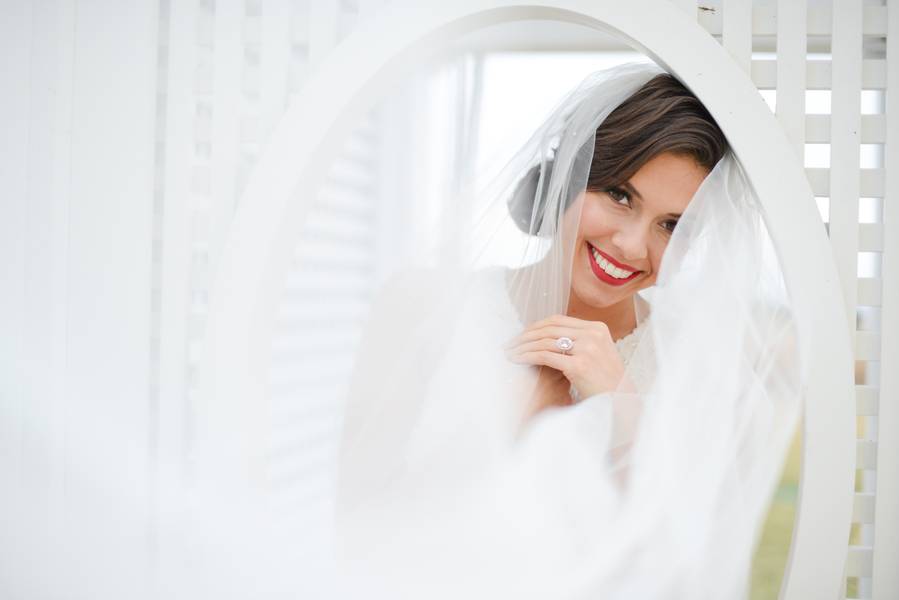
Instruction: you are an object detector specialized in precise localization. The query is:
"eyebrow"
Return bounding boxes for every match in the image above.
[622,180,682,219]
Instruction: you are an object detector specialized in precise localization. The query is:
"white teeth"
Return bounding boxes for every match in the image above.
[590,246,634,279]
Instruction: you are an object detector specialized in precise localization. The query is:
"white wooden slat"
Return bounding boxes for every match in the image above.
[847,545,875,578]
[722,0,752,75]
[857,440,877,470]
[268,393,344,423]
[805,114,886,144]
[277,315,366,337]
[699,5,887,37]
[829,0,863,333]
[267,365,354,391]
[266,450,338,491]
[856,385,879,416]
[19,1,75,527]
[293,238,373,264]
[283,268,370,292]
[301,211,375,243]
[3,2,72,535]
[861,59,887,90]
[776,0,807,158]
[20,4,53,515]
[0,0,31,524]
[829,38,870,593]
[58,0,159,586]
[270,330,361,355]
[872,3,899,598]
[206,0,245,323]
[752,59,886,90]
[325,163,378,191]
[277,298,370,322]
[309,0,339,65]
[858,278,882,307]
[267,415,342,453]
[854,492,876,524]
[315,188,376,218]
[859,223,884,252]
[157,0,197,472]
[805,168,884,198]
[260,0,290,137]
[856,331,881,361]
[341,133,380,166]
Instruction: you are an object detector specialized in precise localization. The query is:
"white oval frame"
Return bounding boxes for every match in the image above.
[196,2,855,598]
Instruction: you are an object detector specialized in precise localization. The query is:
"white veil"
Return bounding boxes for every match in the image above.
[0,61,804,600]
[333,61,805,600]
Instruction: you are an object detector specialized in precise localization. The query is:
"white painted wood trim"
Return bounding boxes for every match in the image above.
[872,3,899,598]
[776,0,807,160]
[829,0,863,332]
[723,0,752,75]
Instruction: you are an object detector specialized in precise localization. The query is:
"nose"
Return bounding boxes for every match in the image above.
[610,221,649,263]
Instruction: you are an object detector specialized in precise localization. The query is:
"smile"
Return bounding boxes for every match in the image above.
[587,243,642,286]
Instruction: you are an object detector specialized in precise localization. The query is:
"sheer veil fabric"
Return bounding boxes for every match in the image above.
[0,62,804,600]
[334,62,805,600]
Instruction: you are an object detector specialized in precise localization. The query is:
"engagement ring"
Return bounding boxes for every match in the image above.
[555,336,574,354]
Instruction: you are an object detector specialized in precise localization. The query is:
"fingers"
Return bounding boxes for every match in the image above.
[506,337,566,357]
[504,319,609,350]
[504,326,576,348]
[508,349,570,372]
[507,315,608,345]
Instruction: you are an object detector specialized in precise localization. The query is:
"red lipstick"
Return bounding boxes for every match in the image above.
[586,243,642,286]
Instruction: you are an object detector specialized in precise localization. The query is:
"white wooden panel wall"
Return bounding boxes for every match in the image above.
[696,2,893,599]
[872,3,899,599]
[831,4,866,595]
[151,0,382,492]
[1,0,161,593]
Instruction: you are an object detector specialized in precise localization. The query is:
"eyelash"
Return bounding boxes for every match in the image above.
[606,186,631,207]
[604,186,679,234]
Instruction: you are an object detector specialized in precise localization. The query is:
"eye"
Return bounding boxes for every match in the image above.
[605,186,631,207]
[661,219,679,234]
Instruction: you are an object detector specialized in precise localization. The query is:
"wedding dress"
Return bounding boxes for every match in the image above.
[1,61,804,600]
[333,60,804,598]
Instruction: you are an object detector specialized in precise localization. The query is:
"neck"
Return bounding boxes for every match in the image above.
[566,291,637,342]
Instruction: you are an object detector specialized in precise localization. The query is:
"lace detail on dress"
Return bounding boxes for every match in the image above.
[614,318,648,367]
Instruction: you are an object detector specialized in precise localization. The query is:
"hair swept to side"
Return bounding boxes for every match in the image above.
[586,72,729,192]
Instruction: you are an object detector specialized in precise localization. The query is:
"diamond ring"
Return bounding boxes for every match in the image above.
[555,336,574,355]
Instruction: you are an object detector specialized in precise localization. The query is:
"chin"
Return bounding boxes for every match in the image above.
[572,278,631,309]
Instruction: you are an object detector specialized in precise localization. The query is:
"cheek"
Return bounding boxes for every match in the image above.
[577,202,615,237]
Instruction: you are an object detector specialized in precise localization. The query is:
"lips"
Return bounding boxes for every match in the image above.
[586,242,642,286]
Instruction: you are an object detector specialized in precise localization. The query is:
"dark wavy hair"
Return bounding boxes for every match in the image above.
[509,73,730,233]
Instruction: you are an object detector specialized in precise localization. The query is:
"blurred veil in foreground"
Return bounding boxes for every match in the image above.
[3,61,804,600]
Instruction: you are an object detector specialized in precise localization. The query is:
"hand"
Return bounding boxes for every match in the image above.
[504,314,628,400]
[519,365,573,423]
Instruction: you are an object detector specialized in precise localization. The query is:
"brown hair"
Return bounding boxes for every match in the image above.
[508,72,729,233]
[586,73,729,192]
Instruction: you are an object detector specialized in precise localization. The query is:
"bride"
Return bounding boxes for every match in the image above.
[334,61,803,600]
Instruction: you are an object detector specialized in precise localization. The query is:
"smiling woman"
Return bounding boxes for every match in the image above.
[505,71,727,341]
[572,152,710,325]
[335,61,804,600]
[498,71,730,417]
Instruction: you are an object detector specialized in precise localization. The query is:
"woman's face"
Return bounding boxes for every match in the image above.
[566,152,709,310]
